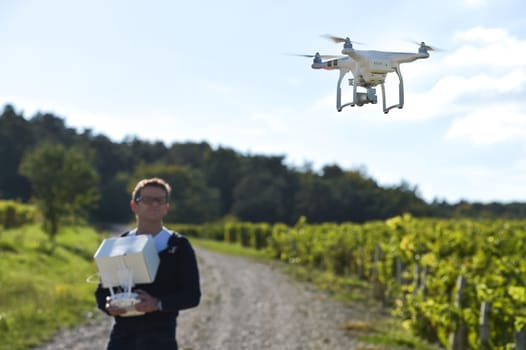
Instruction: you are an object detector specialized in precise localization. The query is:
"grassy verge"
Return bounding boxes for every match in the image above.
[189,237,441,350]
[0,225,105,350]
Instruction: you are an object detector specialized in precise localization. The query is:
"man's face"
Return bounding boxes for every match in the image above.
[131,185,170,221]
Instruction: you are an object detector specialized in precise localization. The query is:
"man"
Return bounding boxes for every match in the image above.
[95,177,201,350]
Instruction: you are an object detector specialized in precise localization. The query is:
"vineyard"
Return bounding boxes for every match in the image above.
[175,216,526,350]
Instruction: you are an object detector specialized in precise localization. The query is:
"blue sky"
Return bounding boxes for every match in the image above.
[1,0,525,203]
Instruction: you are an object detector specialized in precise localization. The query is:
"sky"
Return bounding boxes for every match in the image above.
[1,0,525,204]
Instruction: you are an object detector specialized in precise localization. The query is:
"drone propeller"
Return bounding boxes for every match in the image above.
[322,34,365,45]
[411,40,442,52]
[288,52,342,59]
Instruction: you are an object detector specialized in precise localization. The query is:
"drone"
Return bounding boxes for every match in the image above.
[299,35,436,113]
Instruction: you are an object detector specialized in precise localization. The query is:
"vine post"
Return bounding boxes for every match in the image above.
[449,275,468,350]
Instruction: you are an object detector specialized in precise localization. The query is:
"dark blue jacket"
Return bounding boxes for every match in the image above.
[95,231,201,332]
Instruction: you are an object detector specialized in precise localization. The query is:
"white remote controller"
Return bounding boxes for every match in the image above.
[111,292,144,317]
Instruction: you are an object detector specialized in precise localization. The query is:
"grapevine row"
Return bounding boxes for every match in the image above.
[174,215,526,349]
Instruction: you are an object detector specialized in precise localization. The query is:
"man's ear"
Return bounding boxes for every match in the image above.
[130,200,137,212]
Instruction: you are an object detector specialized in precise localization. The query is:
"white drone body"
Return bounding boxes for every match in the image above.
[308,36,433,113]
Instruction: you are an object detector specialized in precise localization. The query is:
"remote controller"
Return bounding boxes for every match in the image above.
[111,292,144,317]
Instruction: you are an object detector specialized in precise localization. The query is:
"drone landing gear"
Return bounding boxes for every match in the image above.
[335,67,406,114]
[381,66,404,114]
[336,70,350,112]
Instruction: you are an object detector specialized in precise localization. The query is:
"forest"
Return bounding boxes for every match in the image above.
[1,103,525,225]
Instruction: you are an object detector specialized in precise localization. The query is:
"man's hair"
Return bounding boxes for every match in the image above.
[131,178,172,202]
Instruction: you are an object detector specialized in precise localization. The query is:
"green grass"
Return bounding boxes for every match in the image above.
[0,225,105,350]
[189,237,441,350]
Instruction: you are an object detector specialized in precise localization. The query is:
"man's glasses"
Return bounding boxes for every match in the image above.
[135,196,168,205]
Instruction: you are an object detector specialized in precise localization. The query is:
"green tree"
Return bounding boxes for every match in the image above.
[132,162,221,223]
[203,146,242,215]
[377,180,432,219]
[231,155,295,223]
[294,172,338,223]
[0,104,35,200]
[81,133,135,222]
[167,142,212,168]
[19,143,100,242]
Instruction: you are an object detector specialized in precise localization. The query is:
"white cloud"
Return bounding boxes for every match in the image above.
[446,27,526,67]
[436,28,526,144]
[446,105,526,144]
[454,27,512,44]
[434,70,526,97]
[376,27,526,144]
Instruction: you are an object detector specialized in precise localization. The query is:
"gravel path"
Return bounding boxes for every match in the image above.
[32,246,375,350]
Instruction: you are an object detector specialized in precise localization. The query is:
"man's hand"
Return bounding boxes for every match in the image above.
[105,296,128,316]
[134,289,161,313]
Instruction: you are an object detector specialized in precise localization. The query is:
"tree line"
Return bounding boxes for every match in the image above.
[1,104,524,225]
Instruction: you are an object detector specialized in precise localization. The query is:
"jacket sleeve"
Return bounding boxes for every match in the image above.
[95,283,111,315]
[160,237,201,312]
